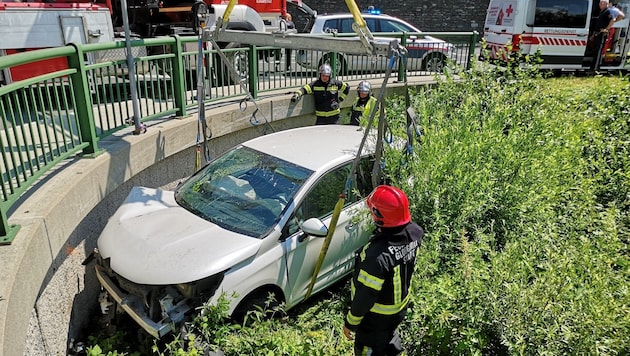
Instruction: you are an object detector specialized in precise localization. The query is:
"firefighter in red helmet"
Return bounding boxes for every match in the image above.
[343,185,424,356]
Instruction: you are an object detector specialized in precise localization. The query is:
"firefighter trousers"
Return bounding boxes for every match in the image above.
[353,312,405,356]
[315,114,340,125]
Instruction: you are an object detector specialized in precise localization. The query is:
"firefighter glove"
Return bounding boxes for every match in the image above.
[291,92,301,103]
[330,100,339,110]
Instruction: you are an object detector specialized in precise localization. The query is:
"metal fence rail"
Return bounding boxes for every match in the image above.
[0,31,478,243]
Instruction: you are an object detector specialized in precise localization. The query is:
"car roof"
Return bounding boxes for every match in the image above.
[316,13,397,19]
[242,125,373,171]
[312,13,422,33]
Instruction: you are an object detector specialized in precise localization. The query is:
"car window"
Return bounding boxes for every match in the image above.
[287,0,316,33]
[175,146,312,238]
[284,157,375,235]
[323,19,339,33]
[381,19,416,32]
[300,164,349,220]
[365,18,378,32]
[323,18,378,34]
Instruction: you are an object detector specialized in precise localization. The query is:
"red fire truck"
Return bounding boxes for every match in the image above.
[0,0,315,84]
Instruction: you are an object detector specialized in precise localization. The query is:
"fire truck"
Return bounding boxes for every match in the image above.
[0,0,315,84]
[482,0,630,72]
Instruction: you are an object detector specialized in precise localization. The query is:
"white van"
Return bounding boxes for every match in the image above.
[482,0,630,71]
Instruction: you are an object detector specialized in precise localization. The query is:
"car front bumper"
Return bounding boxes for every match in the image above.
[95,264,189,338]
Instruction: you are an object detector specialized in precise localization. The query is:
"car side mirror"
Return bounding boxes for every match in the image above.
[299,218,328,241]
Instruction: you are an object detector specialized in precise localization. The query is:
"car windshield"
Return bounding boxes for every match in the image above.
[174,146,312,238]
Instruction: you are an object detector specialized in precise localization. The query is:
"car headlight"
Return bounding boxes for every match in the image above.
[176,273,224,300]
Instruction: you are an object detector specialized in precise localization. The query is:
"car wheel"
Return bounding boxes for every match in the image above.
[232,287,285,324]
[422,53,446,72]
[320,54,347,76]
[214,42,250,86]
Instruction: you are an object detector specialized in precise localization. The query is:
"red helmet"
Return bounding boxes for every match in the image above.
[366,185,411,228]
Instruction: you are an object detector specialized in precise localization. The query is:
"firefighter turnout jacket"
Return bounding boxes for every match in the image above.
[296,78,349,123]
[345,222,423,334]
[350,95,378,126]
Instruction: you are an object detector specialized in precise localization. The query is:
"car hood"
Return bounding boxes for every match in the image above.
[97,186,262,285]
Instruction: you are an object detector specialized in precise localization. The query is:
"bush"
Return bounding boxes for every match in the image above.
[382,61,630,354]
[90,61,630,356]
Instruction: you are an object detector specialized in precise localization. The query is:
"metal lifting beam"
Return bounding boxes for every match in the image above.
[204,0,397,56]
[201,29,399,57]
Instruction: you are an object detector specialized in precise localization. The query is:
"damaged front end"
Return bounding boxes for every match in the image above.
[94,250,224,338]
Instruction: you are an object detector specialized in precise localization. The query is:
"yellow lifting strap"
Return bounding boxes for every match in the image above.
[345,0,367,29]
[222,0,238,26]
[345,0,375,54]
[303,46,403,302]
[213,0,238,35]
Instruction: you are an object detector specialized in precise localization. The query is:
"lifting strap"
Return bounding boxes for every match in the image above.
[193,0,212,171]
[204,0,276,133]
[403,52,421,156]
[304,43,404,301]
[208,36,277,134]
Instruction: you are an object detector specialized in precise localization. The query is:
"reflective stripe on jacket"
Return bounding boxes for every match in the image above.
[350,96,377,125]
[296,79,349,117]
[345,222,423,330]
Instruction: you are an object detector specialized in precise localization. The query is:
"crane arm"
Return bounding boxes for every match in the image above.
[206,0,382,56]
[203,29,397,57]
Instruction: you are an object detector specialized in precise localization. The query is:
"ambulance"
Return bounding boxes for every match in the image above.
[482,0,630,71]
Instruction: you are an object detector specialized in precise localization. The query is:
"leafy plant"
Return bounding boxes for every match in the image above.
[382,56,629,354]
[86,58,630,355]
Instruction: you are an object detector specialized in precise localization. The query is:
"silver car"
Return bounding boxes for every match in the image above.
[94,125,377,338]
[296,12,457,73]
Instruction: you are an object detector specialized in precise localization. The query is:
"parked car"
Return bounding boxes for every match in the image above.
[296,12,457,73]
[94,125,378,338]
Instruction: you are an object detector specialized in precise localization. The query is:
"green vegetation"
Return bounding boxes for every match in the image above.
[88,62,630,354]
[382,65,629,354]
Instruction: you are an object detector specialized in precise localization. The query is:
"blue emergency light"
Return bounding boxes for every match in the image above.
[364,7,381,15]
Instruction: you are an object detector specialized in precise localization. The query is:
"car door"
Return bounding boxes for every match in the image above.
[280,158,374,307]
[529,0,591,68]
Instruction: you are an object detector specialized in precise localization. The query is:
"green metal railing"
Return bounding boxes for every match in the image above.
[0,31,478,243]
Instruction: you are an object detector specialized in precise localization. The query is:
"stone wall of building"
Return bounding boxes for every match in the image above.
[309,0,490,32]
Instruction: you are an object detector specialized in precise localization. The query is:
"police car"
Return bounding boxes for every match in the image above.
[296,10,457,73]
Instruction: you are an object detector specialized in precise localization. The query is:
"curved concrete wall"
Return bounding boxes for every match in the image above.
[0,80,426,356]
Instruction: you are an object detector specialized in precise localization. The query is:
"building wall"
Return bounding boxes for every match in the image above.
[310,0,490,32]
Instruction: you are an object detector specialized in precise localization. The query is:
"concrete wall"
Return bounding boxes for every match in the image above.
[0,79,431,356]
[311,0,490,32]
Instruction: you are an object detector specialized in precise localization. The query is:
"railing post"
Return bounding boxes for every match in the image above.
[468,31,479,70]
[248,45,258,99]
[324,32,338,75]
[67,43,100,156]
[398,33,408,82]
[0,208,20,244]
[170,35,187,117]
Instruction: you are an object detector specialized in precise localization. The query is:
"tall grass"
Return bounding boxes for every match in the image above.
[384,65,629,354]
[89,63,630,355]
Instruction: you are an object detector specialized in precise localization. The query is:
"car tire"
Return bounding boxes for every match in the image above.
[214,42,250,87]
[320,54,347,76]
[422,53,447,72]
[232,287,285,324]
